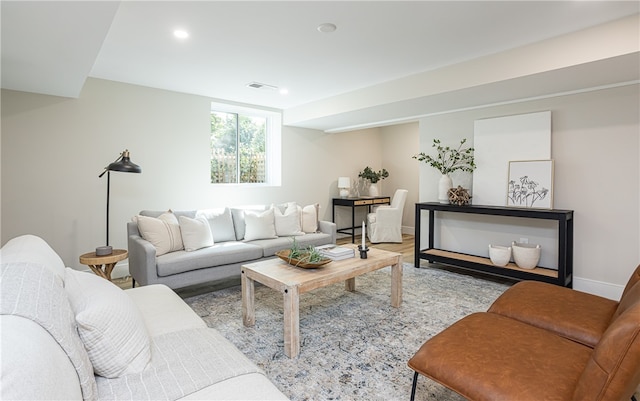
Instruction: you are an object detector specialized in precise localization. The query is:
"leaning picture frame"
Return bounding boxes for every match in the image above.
[507,160,554,209]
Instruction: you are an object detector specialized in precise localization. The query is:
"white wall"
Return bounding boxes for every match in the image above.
[417,84,640,299]
[2,78,416,271]
[380,122,420,233]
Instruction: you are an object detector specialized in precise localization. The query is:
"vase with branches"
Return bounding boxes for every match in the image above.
[413,138,476,203]
[358,166,389,196]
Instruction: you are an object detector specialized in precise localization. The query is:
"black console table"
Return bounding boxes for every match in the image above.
[333,196,391,243]
[414,202,573,287]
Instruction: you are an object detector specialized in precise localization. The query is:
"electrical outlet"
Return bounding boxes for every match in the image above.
[519,238,529,244]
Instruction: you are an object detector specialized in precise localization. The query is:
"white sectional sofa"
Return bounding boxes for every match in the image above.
[0,235,288,401]
[128,203,336,289]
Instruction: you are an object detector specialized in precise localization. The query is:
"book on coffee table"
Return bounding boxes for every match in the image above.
[315,245,355,260]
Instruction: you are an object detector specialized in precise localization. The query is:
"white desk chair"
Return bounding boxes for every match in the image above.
[366,189,408,243]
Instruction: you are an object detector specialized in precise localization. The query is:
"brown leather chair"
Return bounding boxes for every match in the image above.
[488,264,640,348]
[408,265,640,401]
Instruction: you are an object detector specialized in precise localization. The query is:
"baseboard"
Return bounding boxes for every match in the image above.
[572,276,624,301]
[111,261,129,279]
[402,226,415,236]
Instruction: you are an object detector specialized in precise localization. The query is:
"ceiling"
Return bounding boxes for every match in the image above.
[2,1,639,132]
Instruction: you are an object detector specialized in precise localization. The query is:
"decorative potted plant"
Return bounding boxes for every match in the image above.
[413,138,476,204]
[358,166,389,196]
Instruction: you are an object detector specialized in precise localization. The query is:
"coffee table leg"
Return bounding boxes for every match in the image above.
[391,259,403,307]
[345,277,356,292]
[283,286,300,358]
[242,270,255,326]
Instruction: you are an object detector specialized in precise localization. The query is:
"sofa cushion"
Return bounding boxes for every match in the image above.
[273,203,304,237]
[1,262,98,400]
[125,284,206,337]
[230,206,268,240]
[179,216,214,252]
[140,210,196,219]
[134,212,184,256]
[196,208,236,242]
[156,242,263,277]
[95,328,264,401]
[0,234,66,279]
[244,209,277,241]
[1,315,85,401]
[181,373,289,400]
[64,268,151,378]
[301,203,320,233]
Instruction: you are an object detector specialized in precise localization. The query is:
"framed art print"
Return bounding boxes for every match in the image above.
[507,160,554,209]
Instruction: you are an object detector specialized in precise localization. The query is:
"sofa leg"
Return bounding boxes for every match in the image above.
[410,371,418,401]
[132,278,136,288]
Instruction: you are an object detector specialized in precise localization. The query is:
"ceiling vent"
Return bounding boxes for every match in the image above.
[247,81,278,91]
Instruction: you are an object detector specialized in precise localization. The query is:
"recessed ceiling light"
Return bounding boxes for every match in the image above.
[173,29,189,39]
[279,88,289,95]
[317,23,337,33]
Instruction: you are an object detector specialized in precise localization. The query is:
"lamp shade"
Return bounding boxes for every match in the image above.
[338,177,350,188]
[107,150,141,174]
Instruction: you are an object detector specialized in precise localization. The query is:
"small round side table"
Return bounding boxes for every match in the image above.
[79,249,128,281]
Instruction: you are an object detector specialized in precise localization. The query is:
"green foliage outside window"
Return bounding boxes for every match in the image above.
[210,111,266,183]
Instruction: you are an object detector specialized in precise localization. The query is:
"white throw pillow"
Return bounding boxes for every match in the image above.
[178,216,214,251]
[272,203,304,236]
[134,212,183,256]
[301,203,320,233]
[64,268,151,378]
[230,206,267,240]
[244,209,277,241]
[196,208,236,242]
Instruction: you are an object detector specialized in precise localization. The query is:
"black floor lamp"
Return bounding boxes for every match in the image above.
[97,149,142,256]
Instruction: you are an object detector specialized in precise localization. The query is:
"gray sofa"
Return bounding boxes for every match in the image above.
[0,234,288,401]
[128,205,336,289]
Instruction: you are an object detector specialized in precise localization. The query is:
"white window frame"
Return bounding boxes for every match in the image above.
[210,102,281,186]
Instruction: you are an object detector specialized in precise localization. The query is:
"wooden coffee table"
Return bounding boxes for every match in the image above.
[241,246,403,358]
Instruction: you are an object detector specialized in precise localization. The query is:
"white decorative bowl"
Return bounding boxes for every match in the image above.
[488,245,511,267]
[511,242,541,269]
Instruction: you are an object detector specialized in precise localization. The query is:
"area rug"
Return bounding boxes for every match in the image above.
[184,264,511,401]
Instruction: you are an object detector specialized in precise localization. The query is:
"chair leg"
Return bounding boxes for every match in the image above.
[410,371,418,401]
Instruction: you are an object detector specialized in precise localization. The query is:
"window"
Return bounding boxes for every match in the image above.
[210,103,281,185]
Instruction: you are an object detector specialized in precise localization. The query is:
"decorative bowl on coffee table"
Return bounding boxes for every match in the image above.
[275,249,331,269]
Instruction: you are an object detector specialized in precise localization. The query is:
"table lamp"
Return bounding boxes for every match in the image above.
[97,149,142,256]
[338,177,351,198]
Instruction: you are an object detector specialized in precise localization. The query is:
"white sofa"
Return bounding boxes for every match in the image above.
[0,235,288,401]
[128,203,336,289]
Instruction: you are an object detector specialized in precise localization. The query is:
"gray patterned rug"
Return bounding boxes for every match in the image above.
[184,264,512,401]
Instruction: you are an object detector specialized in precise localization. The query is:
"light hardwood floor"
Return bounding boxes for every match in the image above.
[113,234,416,291]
